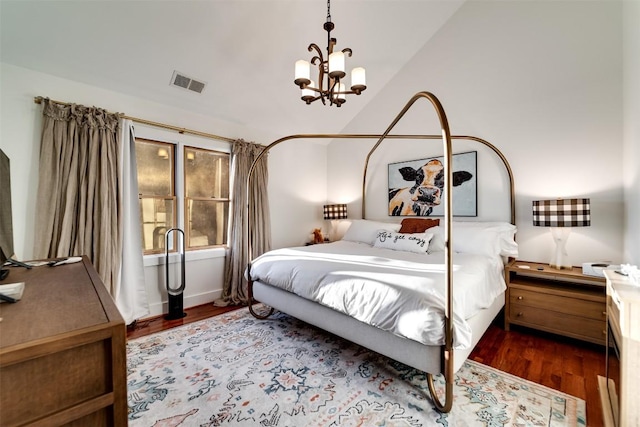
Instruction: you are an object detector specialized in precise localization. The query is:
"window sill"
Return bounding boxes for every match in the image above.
[143,246,227,267]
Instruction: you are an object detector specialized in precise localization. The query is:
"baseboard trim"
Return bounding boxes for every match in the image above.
[146,290,222,318]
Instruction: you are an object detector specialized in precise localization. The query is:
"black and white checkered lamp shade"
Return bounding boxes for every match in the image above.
[323,204,348,220]
[532,198,590,227]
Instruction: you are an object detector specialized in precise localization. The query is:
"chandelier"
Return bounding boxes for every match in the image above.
[293,0,366,107]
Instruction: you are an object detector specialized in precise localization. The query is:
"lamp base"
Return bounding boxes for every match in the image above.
[549,227,572,270]
[328,220,339,242]
[549,263,572,270]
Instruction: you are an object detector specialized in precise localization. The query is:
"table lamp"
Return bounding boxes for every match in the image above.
[323,203,347,241]
[532,198,590,270]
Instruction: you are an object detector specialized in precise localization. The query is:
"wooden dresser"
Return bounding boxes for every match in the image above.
[0,257,127,427]
[599,269,640,427]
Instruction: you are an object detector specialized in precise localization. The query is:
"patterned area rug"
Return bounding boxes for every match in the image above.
[127,307,586,426]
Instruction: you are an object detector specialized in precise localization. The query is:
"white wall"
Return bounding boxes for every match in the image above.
[0,62,327,317]
[623,0,640,266]
[329,1,624,267]
[269,139,328,247]
[329,137,512,224]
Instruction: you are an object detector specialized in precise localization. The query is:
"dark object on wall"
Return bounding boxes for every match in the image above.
[0,151,29,271]
[0,149,14,265]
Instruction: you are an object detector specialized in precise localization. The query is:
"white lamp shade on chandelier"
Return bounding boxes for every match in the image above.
[301,80,316,102]
[295,60,310,83]
[351,67,366,90]
[328,51,345,78]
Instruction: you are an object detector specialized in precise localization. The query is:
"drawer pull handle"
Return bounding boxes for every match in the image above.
[603,330,606,335]
[517,296,523,300]
[517,312,523,317]
[602,311,606,316]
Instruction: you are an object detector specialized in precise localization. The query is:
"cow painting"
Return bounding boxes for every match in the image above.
[388,152,477,217]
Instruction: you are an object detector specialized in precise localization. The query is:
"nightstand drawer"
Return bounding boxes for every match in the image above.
[509,288,606,321]
[510,303,606,343]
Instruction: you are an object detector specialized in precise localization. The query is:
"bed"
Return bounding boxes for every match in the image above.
[245,92,516,412]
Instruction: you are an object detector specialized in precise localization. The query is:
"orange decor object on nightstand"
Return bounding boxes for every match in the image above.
[312,228,324,244]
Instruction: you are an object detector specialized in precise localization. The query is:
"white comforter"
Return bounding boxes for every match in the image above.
[248,241,506,349]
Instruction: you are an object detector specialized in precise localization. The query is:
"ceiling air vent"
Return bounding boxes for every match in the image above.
[170,71,206,94]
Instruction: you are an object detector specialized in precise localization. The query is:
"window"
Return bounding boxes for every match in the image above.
[136,139,176,254]
[184,147,230,248]
[135,138,230,255]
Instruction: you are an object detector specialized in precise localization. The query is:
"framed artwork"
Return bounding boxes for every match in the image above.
[388,151,477,217]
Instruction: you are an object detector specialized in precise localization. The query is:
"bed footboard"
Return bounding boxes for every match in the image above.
[251,281,504,376]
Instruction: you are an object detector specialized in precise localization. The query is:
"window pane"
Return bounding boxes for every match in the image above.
[139,197,175,252]
[136,139,173,196]
[187,199,229,247]
[185,148,229,199]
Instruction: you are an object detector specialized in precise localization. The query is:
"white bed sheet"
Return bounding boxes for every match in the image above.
[249,241,506,349]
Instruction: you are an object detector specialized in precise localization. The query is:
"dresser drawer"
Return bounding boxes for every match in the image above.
[510,303,606,343]
[607,292,621,324]
[510,287,606,321]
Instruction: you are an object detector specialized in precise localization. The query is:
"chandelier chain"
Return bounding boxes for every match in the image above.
[326,0,332,22]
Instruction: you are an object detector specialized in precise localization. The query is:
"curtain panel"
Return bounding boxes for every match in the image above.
[218,139,271,305]
[34,99,122,294]
[115,119,149,324]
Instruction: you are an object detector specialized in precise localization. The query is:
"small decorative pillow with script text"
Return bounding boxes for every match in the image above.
[373,230,433,254]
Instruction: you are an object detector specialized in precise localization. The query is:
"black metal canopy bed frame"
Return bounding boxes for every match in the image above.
[245,92,515,413]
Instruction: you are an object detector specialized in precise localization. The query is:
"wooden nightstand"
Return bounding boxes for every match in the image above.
[305,239,330,246]
[504,260,606,345]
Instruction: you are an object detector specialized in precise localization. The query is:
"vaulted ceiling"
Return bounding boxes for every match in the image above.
[1,1,464,137]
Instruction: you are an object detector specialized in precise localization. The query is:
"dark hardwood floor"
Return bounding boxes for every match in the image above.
[470,323,605,426]
[127,305,606,426]
[126,303,242,340]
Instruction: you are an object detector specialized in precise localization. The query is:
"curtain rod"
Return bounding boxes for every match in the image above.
[33,96,235,143]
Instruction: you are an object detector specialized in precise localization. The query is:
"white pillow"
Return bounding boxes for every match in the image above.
[374,230,433,254]
[428,226,444,253]
[341,219,402,245]
[453,221,518,257]
[428,222,518,257]
[453,227,503,257]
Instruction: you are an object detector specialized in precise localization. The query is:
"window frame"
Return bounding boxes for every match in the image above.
[183,145,231,251]
[135,136,231,257]
[136,139,177,255]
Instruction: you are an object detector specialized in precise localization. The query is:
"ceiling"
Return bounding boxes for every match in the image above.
[1,0,464,138]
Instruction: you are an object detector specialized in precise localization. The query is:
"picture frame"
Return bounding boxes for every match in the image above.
[388,151,477,217]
